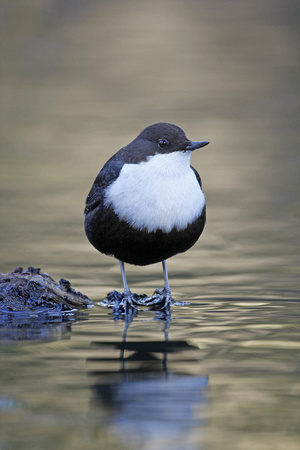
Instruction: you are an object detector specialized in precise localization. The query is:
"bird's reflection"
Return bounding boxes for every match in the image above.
[87,316,208,449]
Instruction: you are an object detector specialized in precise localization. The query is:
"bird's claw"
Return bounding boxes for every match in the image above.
[153,287,172,310]
[113,291,137,317]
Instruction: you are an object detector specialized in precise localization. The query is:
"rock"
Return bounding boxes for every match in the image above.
[0,266,93,313]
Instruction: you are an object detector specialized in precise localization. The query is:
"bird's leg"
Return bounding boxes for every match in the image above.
[162,260,171,295]
[162,260,172,308]
[119,260,133,312]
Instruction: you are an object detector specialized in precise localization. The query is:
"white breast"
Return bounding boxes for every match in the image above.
[104,151,205,233]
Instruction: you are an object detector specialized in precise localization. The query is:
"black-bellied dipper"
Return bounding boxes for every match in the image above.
[84,122,209,311]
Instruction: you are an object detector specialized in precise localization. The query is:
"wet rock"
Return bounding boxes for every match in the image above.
[0,266,93,313]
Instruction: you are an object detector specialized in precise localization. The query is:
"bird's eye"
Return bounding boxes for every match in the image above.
[158,139,168,148]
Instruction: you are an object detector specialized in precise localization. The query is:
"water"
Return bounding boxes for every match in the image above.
[1,1,299,449]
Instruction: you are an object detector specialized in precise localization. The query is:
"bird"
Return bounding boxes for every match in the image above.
[84,122,209,312]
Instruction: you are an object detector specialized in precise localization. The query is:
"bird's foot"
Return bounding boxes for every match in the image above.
[120,292,133,310]
[162,289,172,311]
[102,289,174,315]
[114,291,137,317]
[152,287,173,311]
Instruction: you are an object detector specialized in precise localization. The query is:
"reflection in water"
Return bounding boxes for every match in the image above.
[0,311,76,341]
[0,300,299,449]
[88,320,208,449]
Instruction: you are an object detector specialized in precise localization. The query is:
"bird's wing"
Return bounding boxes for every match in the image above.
[191,166,202,188]
[84,160,124,215]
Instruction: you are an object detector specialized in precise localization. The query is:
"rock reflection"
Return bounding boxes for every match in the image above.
[0,310,88,341]
[87,320,208,449]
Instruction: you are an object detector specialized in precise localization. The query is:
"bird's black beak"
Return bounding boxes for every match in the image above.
[185,140,210,151]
